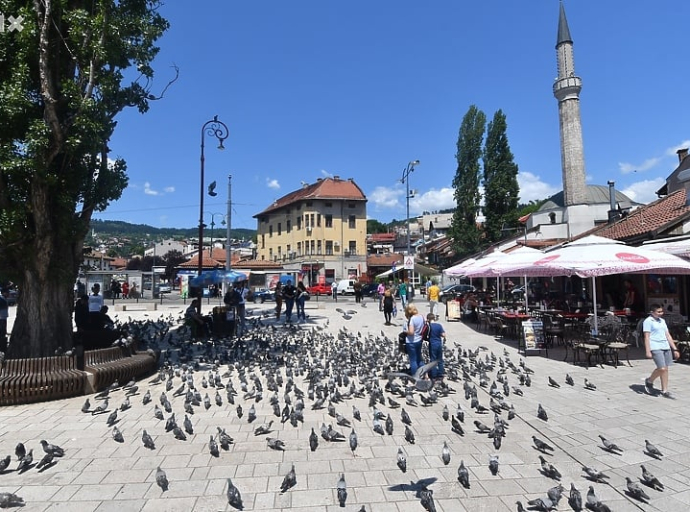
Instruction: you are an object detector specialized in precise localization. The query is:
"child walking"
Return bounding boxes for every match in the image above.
[426,313,446,382]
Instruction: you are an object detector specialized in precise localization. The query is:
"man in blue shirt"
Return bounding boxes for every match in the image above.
[643,304,680,398]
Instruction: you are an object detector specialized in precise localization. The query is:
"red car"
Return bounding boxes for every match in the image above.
[307,283,332,296]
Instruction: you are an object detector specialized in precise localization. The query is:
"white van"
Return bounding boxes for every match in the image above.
[336,279,356,295]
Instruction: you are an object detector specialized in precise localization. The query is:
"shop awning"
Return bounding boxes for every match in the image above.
[376,263,437,280]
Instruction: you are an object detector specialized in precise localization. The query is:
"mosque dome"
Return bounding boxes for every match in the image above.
[538,185,636,211]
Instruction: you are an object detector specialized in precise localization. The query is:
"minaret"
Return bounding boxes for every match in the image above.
[553,2,587,206]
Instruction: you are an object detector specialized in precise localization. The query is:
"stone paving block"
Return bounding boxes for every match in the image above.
[95,500,145,512]
[139,496,198,512]
[44,500,101,511]
[290,488,335,507]
[113,482,152,500]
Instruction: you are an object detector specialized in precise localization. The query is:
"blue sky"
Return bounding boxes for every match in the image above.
[103,0,690,231]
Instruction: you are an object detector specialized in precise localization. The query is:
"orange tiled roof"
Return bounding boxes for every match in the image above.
[232,259,283,270]
[178,253,224,269]
[367,253,403,267]
[369,233,396,243]
[254,177,366,217]
[579,189,690,242]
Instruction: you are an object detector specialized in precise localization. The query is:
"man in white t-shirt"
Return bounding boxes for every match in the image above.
[88,283,104,329]
[643,304,680,398]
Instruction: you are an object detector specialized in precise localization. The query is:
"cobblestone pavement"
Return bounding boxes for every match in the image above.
[2,297,690,511]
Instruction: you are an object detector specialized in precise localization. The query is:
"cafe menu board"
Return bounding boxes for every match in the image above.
[447,300,461,321]
[522,320,545,351]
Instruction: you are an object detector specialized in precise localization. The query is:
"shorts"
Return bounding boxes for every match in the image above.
[651,349,673,369]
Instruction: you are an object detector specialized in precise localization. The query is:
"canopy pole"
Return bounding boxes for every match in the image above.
[524,275,528,312]
[592,276,598,335]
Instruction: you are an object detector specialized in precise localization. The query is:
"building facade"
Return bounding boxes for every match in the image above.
[253,177,368,284]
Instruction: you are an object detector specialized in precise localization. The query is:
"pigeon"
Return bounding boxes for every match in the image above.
[586,486,611,512]
[582,466,610,483]
[254,420,273,436]
[401,408,412,425]
[106,409,118,427]
[173,426,187,441]
[584,378,597,391]
[36,451,55,470]
[474,420,492,434]
[547,484,565,504]
[247,404,256,423]
[142,430,156,450]
[515,502,527,512]
[352,405,361,421]
[565,374,574,386]
[0,493,24,509]
[625,476,650,502]
[644,439,663,459]
[489,455,499,475]
[569,483,582,511]
[40,440,65,457]
[598,435,622,453]
[227,477,243,510]
[419,484,436,512]
[441,441,451,465]
[404,425,415,444]
[280,464,296,493]
[548,376,560,388]
[156,466,168,492]
[0,456,11,473]
[396,447,407,473]
[532,436,554,453]
[153,405,164,420]
[640,464,664,491]
[217,428,234,450]
[309,428,319,452]
[120,396,131,411]
[208,435,220,457]
[457,460,470,488]
[539,455,561,480]
[387,360,440,391]
[349,429,358,456]
[165,413,177,432]
[17,449,32,473]
[142,389,152,405]
[183,415,194,435]
[451,415,464,436]
[537,403,548,421]
[81,398,91,413]
[337,473,347,507]
[442,404,449,421]
[267,437,285,451]
[526,496,555,511]
[112,426,124,443]
[372,417,385,436]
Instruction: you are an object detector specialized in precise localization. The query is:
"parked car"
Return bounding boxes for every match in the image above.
[252,288,275,303]
[336,279,356,295]
[307,283,332,296]
[439,284,476,303]
[361,283,379,298]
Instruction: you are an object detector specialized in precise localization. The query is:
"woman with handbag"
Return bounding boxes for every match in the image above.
[404,304,425,374]
[296,282,309,323]
[383,288,394,325]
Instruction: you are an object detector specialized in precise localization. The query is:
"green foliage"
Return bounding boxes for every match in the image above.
[482,110,520,244]
[88,219,256,241]
[0,0,170,357]
[450,105,486,258]
[367,219,389,234]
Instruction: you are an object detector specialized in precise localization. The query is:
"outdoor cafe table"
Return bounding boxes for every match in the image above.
[497,311,532,339]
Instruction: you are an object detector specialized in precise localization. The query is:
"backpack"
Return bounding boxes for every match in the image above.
[421,321,431,342]
[224,289,241,307]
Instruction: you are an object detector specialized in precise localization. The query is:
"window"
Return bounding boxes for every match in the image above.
[325,241,333,255]
[349,241,356,255]
[310,240,315,255]
[297,216,302,230]
[278,246,282,256]
[269,248,273,259]
[348,202,355,208]
[306,201,312,207]
[317,240,322,255]
[278,222,282,236]
[348,215,356,229]
[317,214,321,227]
[325,215,333,228]
[297,242,301,256]
[287,220,291,233]
[310,213,315,227]
[325,202,332,208]
[261,234,265,249]
[269,226,273,238]
[305,215,310,228]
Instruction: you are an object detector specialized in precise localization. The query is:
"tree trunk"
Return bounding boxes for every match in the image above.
[7,181,84,359]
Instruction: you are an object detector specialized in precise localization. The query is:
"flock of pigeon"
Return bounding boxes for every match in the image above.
[0,305,676,510]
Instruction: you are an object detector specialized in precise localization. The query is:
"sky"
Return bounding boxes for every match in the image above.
[102,0,690,231]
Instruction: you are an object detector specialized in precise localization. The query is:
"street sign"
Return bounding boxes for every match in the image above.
[403,256,414,270]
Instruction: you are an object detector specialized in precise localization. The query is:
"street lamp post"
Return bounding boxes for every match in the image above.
[400,160,420,282]
[198,116,229,309]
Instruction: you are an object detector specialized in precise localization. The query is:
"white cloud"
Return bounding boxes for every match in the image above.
[517,171,559,203]
[320,169,333,178]
[618,157,661,174]
[144,182,159,196]
[266,178,280,190]
[369,186,402,210]
[410,187,456,213]
[665,140,690,156]
[163,186,175,193]
[620,177,665,204]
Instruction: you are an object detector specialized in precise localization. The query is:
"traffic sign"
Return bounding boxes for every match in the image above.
[404,256,414,270]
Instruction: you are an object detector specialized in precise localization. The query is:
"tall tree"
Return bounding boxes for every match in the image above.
[450,105,486,258]
[0,1,171,357]
[482,110,520,244]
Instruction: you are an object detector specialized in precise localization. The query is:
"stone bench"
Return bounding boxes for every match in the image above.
[84,346,157,393]
[0,355,86,405]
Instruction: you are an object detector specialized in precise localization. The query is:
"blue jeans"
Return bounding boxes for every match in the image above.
[406,341,423,375]
[285,299,295,321]
[400,294,408,308]
[296,297,305,320]
[429,341,444,379]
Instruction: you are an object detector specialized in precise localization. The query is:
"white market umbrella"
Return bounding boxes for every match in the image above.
[444,258,477,277]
